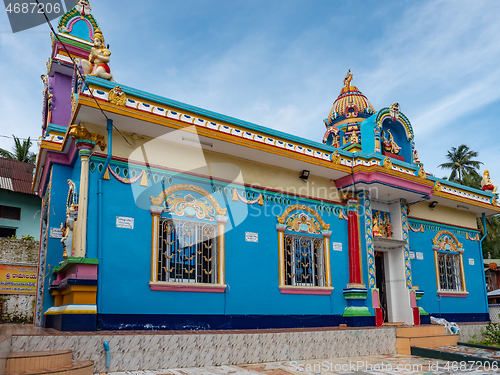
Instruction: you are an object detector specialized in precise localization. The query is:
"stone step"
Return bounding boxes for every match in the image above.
[7,351,73,373]
[396,325,446,337]
[397,335,458,355]
[6,360,93,375]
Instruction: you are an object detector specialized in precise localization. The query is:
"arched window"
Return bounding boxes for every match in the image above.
[432,231,468,297]
[277,205,333,295]
[149,184,228,293]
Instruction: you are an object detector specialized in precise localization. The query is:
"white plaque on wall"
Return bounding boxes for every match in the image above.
[332,242,342,251]
[50,228,63,239]
[469,258,474,266]
[409,251,415,260]
[245,232,258,242]
[416,252,424,260]
[116,216,134,229]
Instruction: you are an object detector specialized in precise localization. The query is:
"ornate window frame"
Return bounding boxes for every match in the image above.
[432,230,468,297]
[277,205,333,295]
[149,184,228,293]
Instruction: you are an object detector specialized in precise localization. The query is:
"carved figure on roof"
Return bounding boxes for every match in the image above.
[482,170,498,194]
[413,149,422,166]
[75,0,91,16]
[80,28,114,81]
[381,130,401,155]
[343,70,353,87]
[389,102,400,121]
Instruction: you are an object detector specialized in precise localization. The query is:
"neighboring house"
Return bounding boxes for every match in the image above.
[485,259,500,293]
[33,2,500,331]
[0,157,41,238]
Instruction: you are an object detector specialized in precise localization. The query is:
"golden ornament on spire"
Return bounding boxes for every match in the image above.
[343,69,353,87]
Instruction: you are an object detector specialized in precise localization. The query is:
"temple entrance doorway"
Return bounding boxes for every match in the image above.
[375,251,388,323]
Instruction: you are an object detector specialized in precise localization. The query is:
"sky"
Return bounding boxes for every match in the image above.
[0,0,499,182]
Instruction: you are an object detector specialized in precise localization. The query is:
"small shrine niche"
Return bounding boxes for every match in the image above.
[372,210,393,239]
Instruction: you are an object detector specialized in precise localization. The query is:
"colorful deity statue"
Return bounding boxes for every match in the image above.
[381,129,401,155]
[80,28,114,81]
[384,213,392,238]
[75,0,91,16]
[482,170,498,194]
[373,211,382,237]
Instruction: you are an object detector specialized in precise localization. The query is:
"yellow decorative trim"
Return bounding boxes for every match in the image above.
[432,230,463,250]
[68,123,106,150]
[331,151,341,165]
[140,171,148,186]
[150,184,227,216]
[418,167,426,180]
[434,181,442,192]
[108,86,127,106]
[382,156,392,170]
[277,204,330,230]
[103,168,110,180]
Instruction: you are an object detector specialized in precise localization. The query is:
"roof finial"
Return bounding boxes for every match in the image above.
[343,69,353,87]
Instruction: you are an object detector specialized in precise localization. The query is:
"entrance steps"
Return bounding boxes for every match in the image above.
[6,350,93,375]
[396,325,458,355]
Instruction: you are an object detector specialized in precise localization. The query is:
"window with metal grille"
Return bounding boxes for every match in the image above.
[158,218,218,284]
[284,233,325,287]
[437,252,463,292]
[0,205,21,220]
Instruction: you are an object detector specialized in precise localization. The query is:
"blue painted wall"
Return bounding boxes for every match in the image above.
[408,219,488,318]
[83,157,351,319]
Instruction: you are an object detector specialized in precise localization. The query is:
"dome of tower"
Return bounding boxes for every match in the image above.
[325,72,375,128]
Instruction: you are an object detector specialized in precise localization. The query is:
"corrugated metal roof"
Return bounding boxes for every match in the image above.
[0,157,37,195]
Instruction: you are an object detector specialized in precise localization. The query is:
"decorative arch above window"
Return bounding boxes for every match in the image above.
[432,230,468,297]
[149,184,228,293]
[276,205,333,295]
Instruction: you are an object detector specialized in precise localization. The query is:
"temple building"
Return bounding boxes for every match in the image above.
[33,1,500,331]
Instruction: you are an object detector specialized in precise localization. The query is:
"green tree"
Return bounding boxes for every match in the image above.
[478,215,500,258]
[0,135,36,164]
[438,145,483,185]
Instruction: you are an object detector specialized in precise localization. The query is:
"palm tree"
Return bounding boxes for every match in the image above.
[0,135,37,164]
[438,145,482,185]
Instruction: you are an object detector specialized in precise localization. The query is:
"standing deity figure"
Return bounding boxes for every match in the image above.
[80,28,114,81]
[75,0,91,16]
[373,211,382,237]
[343,69,353,87]
[60,205,76,258]
[482,170,498,193]
[384,213,393,238]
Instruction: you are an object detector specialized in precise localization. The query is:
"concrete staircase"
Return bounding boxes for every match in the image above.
[396,325,458,355]
[6,350,93,375]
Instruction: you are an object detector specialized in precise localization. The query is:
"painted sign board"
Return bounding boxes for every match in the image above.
[0,264,37,294]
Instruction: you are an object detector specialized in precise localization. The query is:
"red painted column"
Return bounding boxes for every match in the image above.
[347,197,362,285]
